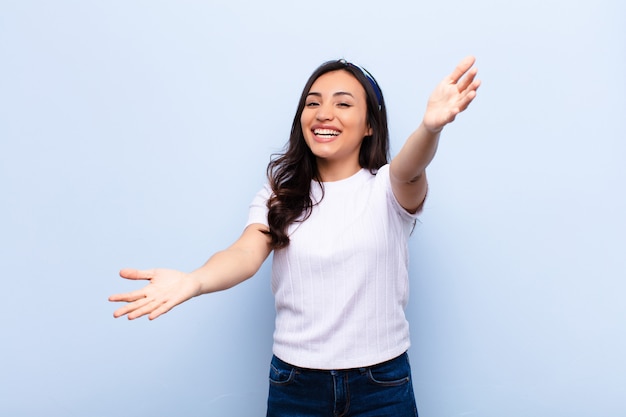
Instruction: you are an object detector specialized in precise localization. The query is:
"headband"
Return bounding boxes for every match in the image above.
[340,59,383,110]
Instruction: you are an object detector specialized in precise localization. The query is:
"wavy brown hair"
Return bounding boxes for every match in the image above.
[265,60,389,249]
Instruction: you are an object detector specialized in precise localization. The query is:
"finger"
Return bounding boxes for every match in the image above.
[148,291,190,320]
[456,86,480,113]
[112,295,152,318]
[457,93,476,113]
[148,301,176,320]
[109,288,149,303]
[119,268,156,281]
[456,67,478,92]
[448,56,476,85]
[128,298,166,320]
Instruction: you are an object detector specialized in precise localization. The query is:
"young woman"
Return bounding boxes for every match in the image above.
[109,57,480,416]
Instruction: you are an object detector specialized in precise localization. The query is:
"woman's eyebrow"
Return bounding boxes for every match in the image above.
[306,91,355,98]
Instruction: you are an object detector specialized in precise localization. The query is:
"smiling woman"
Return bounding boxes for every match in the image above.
[301,70,373,181]
[109,57,480,416]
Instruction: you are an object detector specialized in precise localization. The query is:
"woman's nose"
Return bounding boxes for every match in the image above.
[315,103,334,121]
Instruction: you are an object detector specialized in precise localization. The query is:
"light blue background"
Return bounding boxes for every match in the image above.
[1,1,624,416]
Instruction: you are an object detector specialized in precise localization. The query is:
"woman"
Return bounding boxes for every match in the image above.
[110,56,480,416]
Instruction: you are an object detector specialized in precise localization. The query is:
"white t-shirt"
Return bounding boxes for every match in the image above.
[246,164,419,369]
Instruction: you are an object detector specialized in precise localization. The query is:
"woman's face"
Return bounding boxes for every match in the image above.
[300,70,372,177]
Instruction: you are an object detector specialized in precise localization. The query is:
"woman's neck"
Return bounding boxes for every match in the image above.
[316,159,362,182]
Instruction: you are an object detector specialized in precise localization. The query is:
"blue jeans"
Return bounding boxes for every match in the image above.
[266,352,418,417]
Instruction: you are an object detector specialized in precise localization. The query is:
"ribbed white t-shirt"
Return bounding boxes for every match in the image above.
[246,164,419,370]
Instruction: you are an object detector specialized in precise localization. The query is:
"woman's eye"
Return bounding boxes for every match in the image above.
[337,102,351,108]
[306,102,320,107]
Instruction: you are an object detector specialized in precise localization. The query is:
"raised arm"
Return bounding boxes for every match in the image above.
[390,56,481,212]
[108,224,272,320]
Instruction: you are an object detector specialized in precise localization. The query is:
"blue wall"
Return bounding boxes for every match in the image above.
[1,1,624,416]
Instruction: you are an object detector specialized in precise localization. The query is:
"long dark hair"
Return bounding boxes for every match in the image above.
[265,60,389,249]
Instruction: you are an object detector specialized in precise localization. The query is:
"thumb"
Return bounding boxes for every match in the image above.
[119,268,156,281]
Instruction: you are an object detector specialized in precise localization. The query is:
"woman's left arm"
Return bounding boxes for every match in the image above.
[390,56,481,213]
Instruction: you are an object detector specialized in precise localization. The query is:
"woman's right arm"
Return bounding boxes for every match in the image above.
[108,224,273,320]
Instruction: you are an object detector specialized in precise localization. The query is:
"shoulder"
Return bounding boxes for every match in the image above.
[370,164,391,189]
[246,183,272,227]
[252,183,273,201]
[373,164,420,220]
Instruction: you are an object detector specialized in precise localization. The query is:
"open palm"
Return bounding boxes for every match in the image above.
[423,56,481,133]
[109,268,201,320]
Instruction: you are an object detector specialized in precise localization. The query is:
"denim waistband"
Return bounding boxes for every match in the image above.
[272,351,408,374]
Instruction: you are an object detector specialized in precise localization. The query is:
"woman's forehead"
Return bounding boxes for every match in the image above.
[308,70,366,97]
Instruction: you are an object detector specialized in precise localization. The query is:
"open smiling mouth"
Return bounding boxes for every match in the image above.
[314,128,341,138]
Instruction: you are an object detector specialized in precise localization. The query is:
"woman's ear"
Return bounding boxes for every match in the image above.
[366,125,373,136]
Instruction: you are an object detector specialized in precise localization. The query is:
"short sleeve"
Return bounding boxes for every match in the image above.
[245,183,271,227]
[377,164,420,223]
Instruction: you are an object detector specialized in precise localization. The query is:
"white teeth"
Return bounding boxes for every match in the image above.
[314,129,340,136]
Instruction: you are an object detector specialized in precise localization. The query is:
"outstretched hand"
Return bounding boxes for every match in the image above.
[423,56,481,133]
[109,268,201,320]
